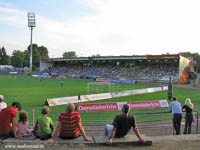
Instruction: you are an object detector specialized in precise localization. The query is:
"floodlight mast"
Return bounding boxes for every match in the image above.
[28,12,36,73]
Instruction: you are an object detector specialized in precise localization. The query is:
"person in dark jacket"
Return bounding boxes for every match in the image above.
[182,98,194,134]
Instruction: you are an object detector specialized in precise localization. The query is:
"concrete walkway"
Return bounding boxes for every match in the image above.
[0,134,152,149]
[1,134,200,150]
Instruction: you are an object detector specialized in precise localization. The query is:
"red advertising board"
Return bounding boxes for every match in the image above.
[96,78,109,82]
[127,101,160,109]
[147,55,179,60]
[77,100,165,112]
[77,102,118,112]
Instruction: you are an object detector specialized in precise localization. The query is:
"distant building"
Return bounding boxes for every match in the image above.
[0,65,14,70]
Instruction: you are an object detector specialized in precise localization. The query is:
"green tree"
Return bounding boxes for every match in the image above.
[38,46,49,58]
[23,44,49,70]
[23,50,29,67]
[11,50,24,68]
[63,51,77,58]
[27,44,40,70]
[0,47,2,64]
[0,47,9,65]
[91,54,101,57]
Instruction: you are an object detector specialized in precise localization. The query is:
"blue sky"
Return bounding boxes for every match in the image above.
[0,0,94,21]
[0,0,200,58]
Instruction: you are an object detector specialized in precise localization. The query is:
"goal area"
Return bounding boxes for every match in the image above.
[87,82,119,94]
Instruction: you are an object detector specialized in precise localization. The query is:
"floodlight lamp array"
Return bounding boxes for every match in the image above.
[28,13,36,27]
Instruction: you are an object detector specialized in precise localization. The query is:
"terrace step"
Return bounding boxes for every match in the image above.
[0,135,152,146]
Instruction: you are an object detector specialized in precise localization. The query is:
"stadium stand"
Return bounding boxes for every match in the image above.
[0,54,196,84]
[40,55,181,83]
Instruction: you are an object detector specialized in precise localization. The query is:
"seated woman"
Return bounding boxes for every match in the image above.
[52,103,92,142]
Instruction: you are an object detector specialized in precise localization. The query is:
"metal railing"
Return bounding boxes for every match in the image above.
[134,110,199,135]
[30,108,199,136]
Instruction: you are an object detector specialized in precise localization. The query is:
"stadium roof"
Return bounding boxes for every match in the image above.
[40,54,180,62]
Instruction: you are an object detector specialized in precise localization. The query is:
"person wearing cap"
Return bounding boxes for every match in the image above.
[0,102,21,138]
[169,97,182,135]
[0,95,7,112]
[51,103,92,142]
[104,104,145,145]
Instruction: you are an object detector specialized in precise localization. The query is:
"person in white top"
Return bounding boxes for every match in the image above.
[0,95,7,112]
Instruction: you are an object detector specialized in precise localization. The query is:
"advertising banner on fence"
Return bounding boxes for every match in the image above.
[96,78,109,82]
[46,86,168,107]
[159,100,169,107]
[47,96,79,106]
[127,101,160,109]
[76,100,169,112]
[109,79,136,84]
[82,93,112,101]
[47,93,112,106]
[110,86,168,98]
[77,102,118,112]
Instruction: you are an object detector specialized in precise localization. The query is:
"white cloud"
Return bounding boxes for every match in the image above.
[1,0,200,58]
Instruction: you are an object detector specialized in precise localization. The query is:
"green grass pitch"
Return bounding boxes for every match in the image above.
[0,75,200,125]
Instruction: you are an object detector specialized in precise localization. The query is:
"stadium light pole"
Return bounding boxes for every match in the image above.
[28,12,36,73]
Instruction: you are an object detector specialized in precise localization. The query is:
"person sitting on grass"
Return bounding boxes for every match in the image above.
[16,111,32,137]
[104,104,145,145]
[0,102,21,138]
[0,95,7,112]
[33,106,54,140]
[51,103,92,142]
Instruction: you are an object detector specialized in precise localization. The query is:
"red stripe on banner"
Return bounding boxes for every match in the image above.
[96,78,109,82]
[147,55,179,60]
[127,101,160,109]
[77,100,162,112]
[77,103,118,112]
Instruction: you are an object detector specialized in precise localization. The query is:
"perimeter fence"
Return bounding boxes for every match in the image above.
[29,108,199,136]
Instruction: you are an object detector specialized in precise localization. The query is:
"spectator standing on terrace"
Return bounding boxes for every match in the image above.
[104,104,145,145]
[169,97,182,135]
[0,102,21,138]
[182,98,194,134]
[52,103,92,142]
[0,95,7,112]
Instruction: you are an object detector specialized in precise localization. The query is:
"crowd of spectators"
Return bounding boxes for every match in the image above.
[46,62,179,82]
[0,62,179,81]
[0,67,30,75]
[137,63,178,81]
